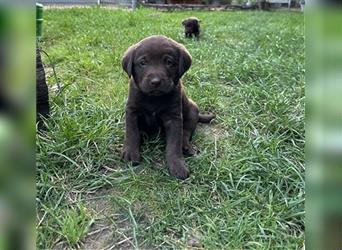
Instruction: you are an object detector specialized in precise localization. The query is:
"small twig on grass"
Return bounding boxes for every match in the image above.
[87,225,111,236]
[103,165,116,172]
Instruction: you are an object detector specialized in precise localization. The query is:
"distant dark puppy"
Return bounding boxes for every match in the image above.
[121,35,214,180]
[182,17,200,40]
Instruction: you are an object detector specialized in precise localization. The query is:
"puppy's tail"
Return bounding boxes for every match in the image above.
[198,113,215,123]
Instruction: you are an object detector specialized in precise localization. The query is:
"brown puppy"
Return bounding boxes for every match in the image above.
[121,35,214,180]
[182,17,200,40]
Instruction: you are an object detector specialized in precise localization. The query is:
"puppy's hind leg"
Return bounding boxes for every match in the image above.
[182,101,199,156]
[195,32,200,41]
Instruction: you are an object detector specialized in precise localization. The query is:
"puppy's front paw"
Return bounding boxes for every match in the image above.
[169,161,190,180]
[121,147,140,166]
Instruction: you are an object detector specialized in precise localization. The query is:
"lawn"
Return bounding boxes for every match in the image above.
[37,7,304,249]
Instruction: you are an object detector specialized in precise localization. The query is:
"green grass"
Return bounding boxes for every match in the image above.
[37,7,304,249]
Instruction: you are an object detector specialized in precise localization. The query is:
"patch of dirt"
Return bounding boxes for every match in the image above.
[82,220,114,250]
[82,188,154,250]
[197,123,230,140]
[82,188,135,250]
[187,233,203,249]
[85,188,117,216]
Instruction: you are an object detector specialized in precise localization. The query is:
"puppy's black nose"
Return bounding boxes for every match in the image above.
[150,78,161,87]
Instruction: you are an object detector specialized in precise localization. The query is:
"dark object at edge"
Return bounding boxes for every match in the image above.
[36,46,50,128]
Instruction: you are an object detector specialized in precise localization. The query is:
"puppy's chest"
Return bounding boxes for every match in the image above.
[137,96,178,115]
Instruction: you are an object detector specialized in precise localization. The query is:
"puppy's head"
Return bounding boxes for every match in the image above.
[122,35,192,96]
[182,17,200,33]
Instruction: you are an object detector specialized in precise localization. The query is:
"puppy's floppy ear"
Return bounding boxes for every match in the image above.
[122,45,135,77]
[178,44,192,78]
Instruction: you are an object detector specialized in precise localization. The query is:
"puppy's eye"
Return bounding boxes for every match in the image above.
[139,59,147,67]
[165,58,175,67]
